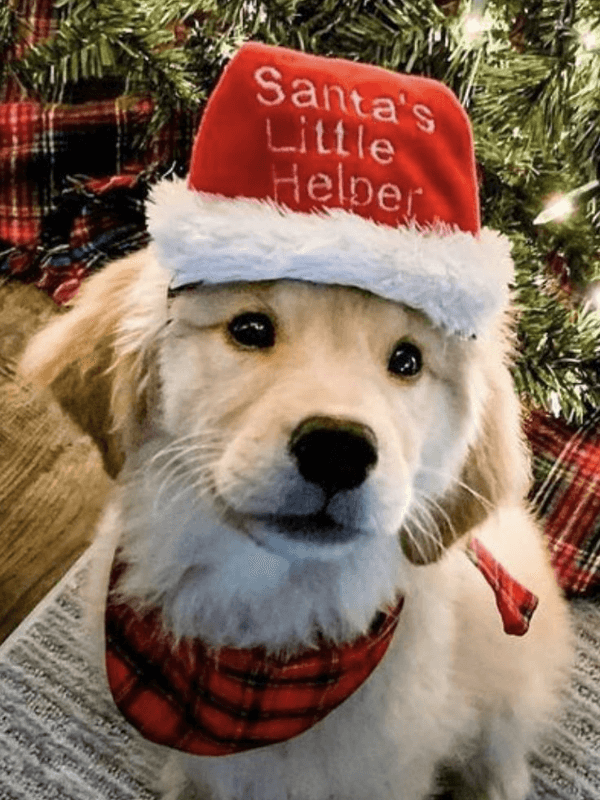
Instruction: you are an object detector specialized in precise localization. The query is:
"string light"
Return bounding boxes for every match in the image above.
[462,0,490,44]
[534,180,599,225]
[580,29,598,50]
[575,21,599,65]
[464,14,486,40]
[578,22,599,51]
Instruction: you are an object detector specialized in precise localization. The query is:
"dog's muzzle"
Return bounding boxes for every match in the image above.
[248,416,378,546]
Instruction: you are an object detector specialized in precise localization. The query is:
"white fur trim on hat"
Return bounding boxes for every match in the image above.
[148,179,513,338]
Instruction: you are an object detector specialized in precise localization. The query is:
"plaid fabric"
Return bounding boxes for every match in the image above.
[1,0,199,304]
[524,409,600,597]
[1,0,62,103]
[0,97,198,303]
[465,537,539,636]
[105,560,404,755]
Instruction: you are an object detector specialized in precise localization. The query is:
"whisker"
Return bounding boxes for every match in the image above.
[416,466,493,512]
[401,521,428,563]
[403,497,446,561]
[150,441,223,463]
[188,472,219,500]
[153,470,189,512]
[151,445,223,484]
[155,482,193,514]
[149,435,223,463]
[411,500,443,543]
[451,480,493,511]
[153,453,227,514]
[418,493,457,543]
[150,431,223,450]
[148,433,225,492]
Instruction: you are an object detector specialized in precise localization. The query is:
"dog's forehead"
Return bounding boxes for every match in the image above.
[170,279,426,327]
[170,281,276,320]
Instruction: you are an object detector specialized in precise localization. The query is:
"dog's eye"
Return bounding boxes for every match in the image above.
[388,341,422,378]
[228,312,275,349]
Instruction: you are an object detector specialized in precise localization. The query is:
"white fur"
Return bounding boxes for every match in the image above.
[147,178,513,338]
[105,453,405,651]
[19,251,572,800]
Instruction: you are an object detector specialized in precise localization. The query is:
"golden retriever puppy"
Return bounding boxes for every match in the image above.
[19,240,571,800]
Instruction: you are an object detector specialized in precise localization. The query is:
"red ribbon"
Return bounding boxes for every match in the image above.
[466,538,539,636]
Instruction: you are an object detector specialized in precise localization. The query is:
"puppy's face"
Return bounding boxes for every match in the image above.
[20,252,525,646]
[157,279,479,564]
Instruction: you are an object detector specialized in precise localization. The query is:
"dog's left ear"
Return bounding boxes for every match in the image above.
[18,250,169,478]
[402,324,531,566]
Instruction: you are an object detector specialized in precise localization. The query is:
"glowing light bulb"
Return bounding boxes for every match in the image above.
[579,23,599,50]
[575,22,598,63]
[534,181,599,225]
[581,31,598,49]
[540,195,574,224]
[464,14,485,37]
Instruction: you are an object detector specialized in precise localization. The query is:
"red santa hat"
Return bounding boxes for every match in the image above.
[148,42,513,338]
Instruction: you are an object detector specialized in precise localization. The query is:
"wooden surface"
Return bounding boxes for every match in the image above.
[0,279,112,644]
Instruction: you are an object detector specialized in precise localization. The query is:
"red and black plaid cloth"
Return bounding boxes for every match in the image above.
[105,560,404,755]
[3,0,600,596]
[525,408,600,597]
[0,0,199,304]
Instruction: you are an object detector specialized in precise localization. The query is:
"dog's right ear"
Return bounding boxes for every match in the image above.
[18,250,170,478]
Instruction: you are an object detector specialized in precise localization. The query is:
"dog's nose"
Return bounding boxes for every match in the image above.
[289,416,378,494]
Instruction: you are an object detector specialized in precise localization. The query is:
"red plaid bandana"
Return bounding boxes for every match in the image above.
[105,540,537,755]
[105,561,404,756]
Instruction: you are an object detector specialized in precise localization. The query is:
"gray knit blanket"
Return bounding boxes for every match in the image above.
[1,548,599,800]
